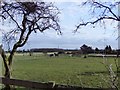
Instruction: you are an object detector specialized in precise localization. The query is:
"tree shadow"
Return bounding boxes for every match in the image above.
[79,71,118,76]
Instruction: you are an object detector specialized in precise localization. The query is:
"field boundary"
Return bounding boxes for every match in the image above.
[0,77,115,90]
[0,77,54,89]
[88,54,117,57]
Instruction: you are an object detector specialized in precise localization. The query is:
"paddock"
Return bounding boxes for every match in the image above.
[0,53,119,89]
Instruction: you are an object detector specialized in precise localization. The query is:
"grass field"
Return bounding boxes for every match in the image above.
[6,53,118,88]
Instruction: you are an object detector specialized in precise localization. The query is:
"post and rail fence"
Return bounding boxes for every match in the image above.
[0,77,116,90]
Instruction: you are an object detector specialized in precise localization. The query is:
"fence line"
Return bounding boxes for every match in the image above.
[0,77,54,89]
[0,77,115,90]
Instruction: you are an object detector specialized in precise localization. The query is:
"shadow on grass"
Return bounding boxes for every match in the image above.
[79,71,118,76]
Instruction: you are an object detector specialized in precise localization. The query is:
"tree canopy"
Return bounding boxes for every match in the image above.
[0,1,61,89]
[75,1,120,31]
[1,1,61,49]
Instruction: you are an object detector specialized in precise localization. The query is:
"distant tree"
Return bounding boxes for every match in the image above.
[95,47,99,54]
[104,45,112,54]
[80,44,93,55]
[105,45,109,54]
[75,0,119,55]
[80,44,88,54]
[108,45,112,53]
[0,1,60,89]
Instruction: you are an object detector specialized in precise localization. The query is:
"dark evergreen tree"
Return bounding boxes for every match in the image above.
[104,45,112,54]
[80,44,93,54]
[95,47,99,54]
[108,45,112,53]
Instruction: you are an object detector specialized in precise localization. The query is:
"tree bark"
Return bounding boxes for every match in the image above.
[0,46,11,89]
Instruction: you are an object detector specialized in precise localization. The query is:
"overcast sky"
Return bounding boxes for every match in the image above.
[0,0,119,50]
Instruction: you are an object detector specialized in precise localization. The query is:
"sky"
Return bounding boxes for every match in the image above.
[0,0,119,50]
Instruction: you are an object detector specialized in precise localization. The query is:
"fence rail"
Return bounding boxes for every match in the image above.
[0,77,55,89]
[0,77,115,90]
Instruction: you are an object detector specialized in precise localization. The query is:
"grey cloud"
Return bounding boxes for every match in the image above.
[21,33,117,50]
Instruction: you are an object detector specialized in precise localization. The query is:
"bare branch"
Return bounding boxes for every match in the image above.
[76,1,120,31]
[75,16,119,31]
[18,28,31,47]
[0,15,6,19]
[93,2,119,20]
[2,6,22,30]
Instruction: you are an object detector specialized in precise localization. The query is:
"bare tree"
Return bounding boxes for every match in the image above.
[0,1,60,89]
[75,0,120,89]
[75,1,120,31]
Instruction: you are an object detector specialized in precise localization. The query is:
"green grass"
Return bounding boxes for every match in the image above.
[7,53,118,88]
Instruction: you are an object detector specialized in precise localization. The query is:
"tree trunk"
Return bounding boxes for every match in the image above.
[3,59,11,90]
[3,68,11,90]
[0,46,11,90]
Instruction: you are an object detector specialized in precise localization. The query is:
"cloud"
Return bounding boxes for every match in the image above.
[43,0,118,3]
[21,32,117,49]
[43,0,86,3]
[1,1,118,50]
[0,31,2,44]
